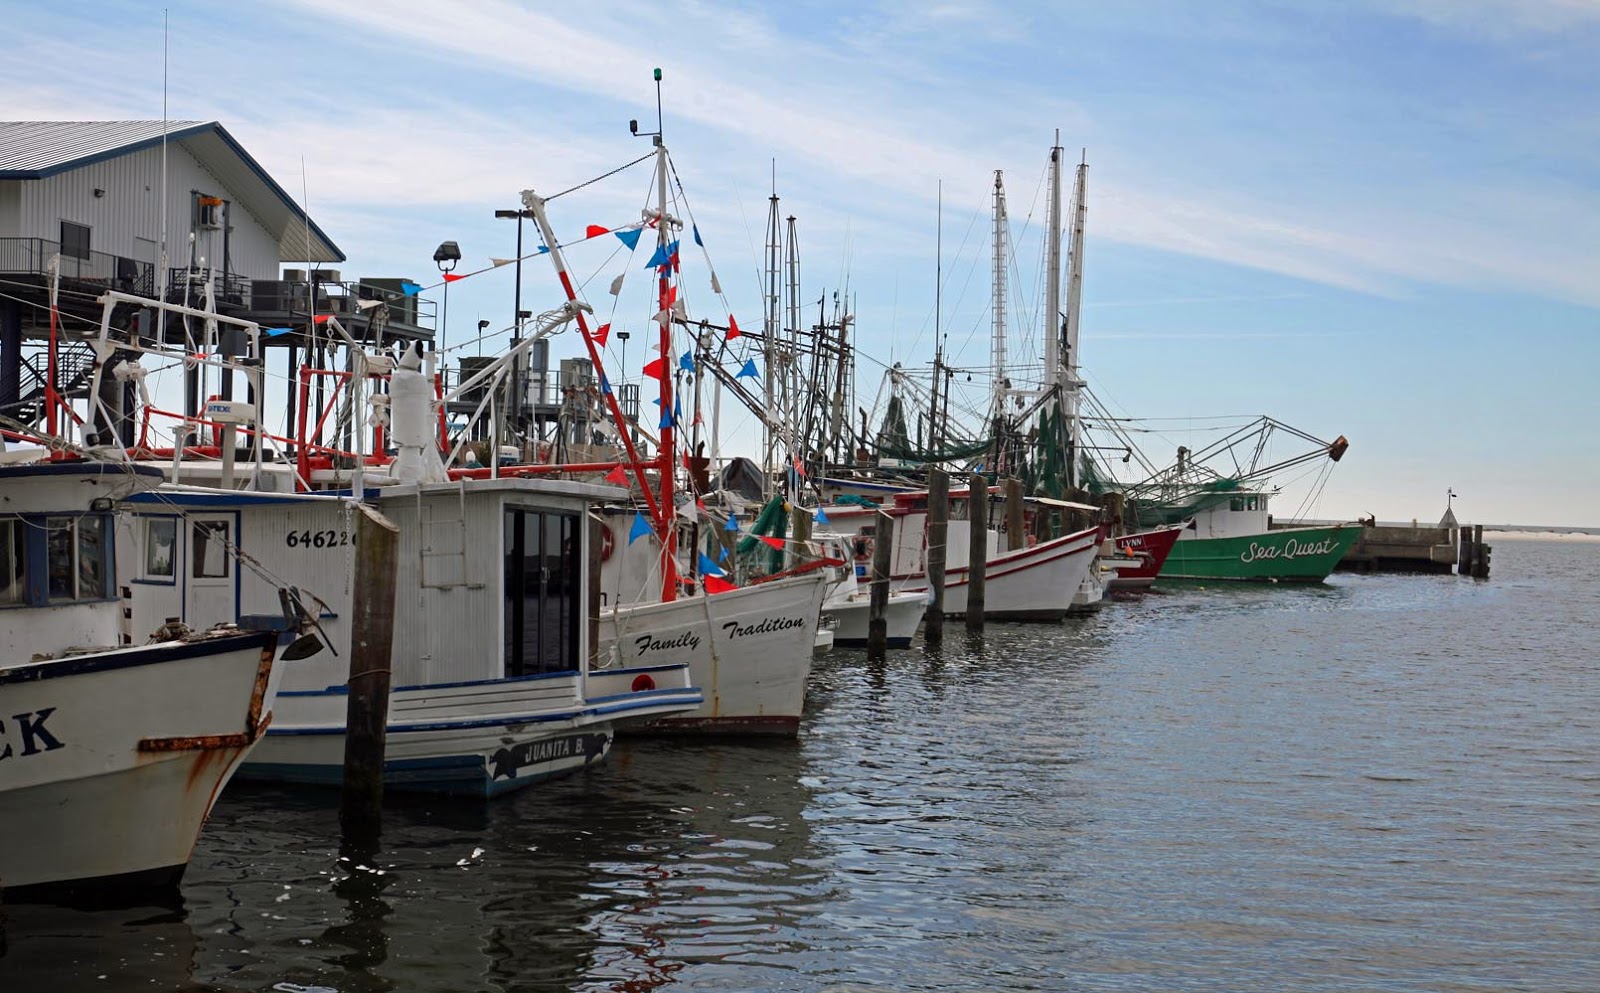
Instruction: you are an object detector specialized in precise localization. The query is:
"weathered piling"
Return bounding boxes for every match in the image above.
[1459,525,1474,576]
[1472,524,1491,579]
[340,502,400,843]
[966,473,987,631]
[794,503,813,562]
[867,510,895,658]
[1004,476,1025,551]
[924,468,949,646]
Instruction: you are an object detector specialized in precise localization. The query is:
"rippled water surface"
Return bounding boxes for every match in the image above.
[5,536,1597,991]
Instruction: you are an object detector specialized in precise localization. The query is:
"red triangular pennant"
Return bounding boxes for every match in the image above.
[603,465,628,485]
[442,272,466,282]
[667,285,677,306]
[586,224,610,238]
[759,535,785,550]
[591,322,610,348]
[312,314,331,324]
[641,357,667,381]
[703,574,738,594]
[727,314,741,339]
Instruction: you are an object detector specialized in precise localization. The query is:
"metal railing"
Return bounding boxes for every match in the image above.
[0,237,155,296]
[162,268,437,334]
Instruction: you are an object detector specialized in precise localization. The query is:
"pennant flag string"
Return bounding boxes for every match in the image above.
[603,465,628,485]
[698,552,725,577]
[703,574,738,594]
[727,314,742,339]
[400,280,422,296]
[590,322,611,348]
[615,228,643,251]
[736,359,759,379]
[679,351,695,372]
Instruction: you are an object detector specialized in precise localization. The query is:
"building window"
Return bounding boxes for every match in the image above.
[193,520,230,578]
[145,518,176,578]
[60,221,91,260]
[0,520,22,605]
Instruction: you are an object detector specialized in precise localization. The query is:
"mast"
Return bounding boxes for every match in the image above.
[991,170,1008,464]
[1064,152,1089,489]
[1043,135,1063,392]
[930,180,943,455]
[653,137,677,599]
[762,177,780,493]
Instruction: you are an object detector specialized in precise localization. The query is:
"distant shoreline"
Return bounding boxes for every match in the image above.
[1284,519,1600,537]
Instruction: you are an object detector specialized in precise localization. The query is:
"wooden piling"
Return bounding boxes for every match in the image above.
[924,468,949,646]
[793,503,813,564]
[867,510,895,658]
[1458,524,1473,576]
[966,472,987,631]
[340,502,400,843]
[1003,476,1025,551]
[1472,524,1490,579]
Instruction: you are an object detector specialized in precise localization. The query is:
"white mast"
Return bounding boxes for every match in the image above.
[1064,152,1088,486]
[1043,135,1063,392]
[991,169,1008,422]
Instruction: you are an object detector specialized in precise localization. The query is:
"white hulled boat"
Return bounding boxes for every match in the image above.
[0,459,277,898]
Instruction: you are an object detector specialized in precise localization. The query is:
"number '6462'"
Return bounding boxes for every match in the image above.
[286,529,352,549]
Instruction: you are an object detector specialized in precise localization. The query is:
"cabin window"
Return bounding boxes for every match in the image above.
[1230,497,1245,512]
[192,520,231,578]
[0,520,22,605]
[60,221,91,260]
[145,518,176,578]
[45,514,111,602]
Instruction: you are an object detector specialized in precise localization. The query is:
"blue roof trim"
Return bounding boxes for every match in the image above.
[0,122,345,263]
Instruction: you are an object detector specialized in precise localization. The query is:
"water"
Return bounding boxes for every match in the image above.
[5,536,1597,991]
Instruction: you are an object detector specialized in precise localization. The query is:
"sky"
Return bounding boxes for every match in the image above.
[6,0,1597,526]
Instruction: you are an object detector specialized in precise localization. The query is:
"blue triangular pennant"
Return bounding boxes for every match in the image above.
[679,351,695,372]
[614,228,642,251]
[692,224,703,247]
[643,239,680,269]
[536,245,550,254]
[724,513,739,532]
[814,506,830,525]
[698,552,725,577]
[718,544,728,562]
[263,327,294,337]
[659,409,674,429]
[400,280,422,296]
[628,512,652,544]
[736,359,759,379]
[600,373,612,395]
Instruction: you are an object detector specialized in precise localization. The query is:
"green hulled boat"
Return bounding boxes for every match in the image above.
[1161,522,1360,582]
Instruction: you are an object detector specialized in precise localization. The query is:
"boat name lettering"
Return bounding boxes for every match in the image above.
[285,529,353,549]
[634,631,702,656]
[489,732,608,780]
[1239,536,1339,563]
[0,708,66,760]
[721,616,807,640]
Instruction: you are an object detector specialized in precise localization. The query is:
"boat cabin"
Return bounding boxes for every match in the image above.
[1181,489,1276,540]
[1,461,163,659]
[118,476,613,693]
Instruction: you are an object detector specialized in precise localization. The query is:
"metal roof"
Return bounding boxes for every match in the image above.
[0,120,344,263]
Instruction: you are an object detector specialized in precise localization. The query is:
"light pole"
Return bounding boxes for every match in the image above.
[495,208,536,445]
[432,240,460,356]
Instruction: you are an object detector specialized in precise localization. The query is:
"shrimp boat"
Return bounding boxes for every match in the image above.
[0,459,277,898]
[823,488,1100,622]
[116,342,702,796]
[815,534,925,648]
[1107,525,1184,591]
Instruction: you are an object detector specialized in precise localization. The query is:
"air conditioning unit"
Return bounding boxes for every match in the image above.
[311,268,342,283]
[282,268,307,282]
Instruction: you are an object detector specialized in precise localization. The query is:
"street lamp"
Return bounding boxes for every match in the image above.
[433,240,460,355]
[495,208,537,442]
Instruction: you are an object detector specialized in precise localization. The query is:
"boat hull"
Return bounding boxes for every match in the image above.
[0,632,276,898]
[240,664,700,797]
[823,591,926,648]
[1159,525,1361,582]
[897,527,1099,622]
[1109,526,1185,590]
[600,572,829,735]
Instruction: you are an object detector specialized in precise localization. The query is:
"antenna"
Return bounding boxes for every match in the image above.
[629,67,666,145]
[156,8,170,344]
